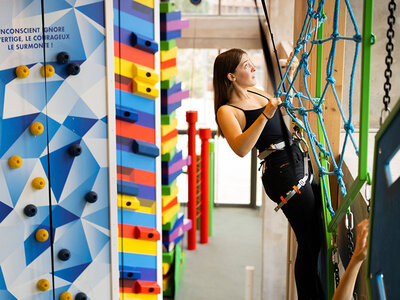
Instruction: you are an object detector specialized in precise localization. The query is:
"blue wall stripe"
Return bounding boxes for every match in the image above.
[114,9,154,40]
[118,209,156,227]
[117,150,155,172]
[116,89,155,115]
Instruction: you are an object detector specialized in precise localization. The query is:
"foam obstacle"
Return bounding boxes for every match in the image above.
[186,111,214,251]
[160,1,191,298]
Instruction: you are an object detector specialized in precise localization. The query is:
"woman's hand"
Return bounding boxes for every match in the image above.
[264,97,282,119]
[353,218,369,262]
[285,51,299,81]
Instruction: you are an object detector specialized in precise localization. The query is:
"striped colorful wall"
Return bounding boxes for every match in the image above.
[159,2,191,298]
[114,0,163,299]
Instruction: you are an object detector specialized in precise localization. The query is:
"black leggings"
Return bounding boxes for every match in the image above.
[262,144,324,300]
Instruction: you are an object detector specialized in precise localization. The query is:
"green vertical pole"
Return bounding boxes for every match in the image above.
[359,0,373,181]
[315,5,335,299]
[209,140,215,237]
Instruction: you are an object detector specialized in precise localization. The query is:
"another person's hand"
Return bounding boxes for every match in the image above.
[264,97,282,119]
[353,218,369,262]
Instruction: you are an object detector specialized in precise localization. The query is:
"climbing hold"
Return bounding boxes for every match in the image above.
[15,65,29,78]
[24,204,37,217]
[57,51,70,64]
[75,292,87,300]
[58,249,71,261]
[37,279,50,291]
[30,122,44,135]
[8,155,22,169]
[68,144,82,156]
[85,191,98,203]
[32,177,46,190]
[60,291,72,300]
[40,64,55,77]
[35,229,49,242]
[66,63,80,75]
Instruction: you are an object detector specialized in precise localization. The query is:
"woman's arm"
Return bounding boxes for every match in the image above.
[217,97,281,157]
[332,219,369,300]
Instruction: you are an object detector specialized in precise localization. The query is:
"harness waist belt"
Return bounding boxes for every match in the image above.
[258,140,293,160]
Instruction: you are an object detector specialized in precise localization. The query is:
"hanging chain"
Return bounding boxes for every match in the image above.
[346,211,355,256]
[381,0,397,124]
[332,234,341,288]
[345,211,358,299]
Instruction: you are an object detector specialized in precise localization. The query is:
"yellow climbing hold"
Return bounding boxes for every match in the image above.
[35,229,49,242]
[8,155,22,169]
[15,65,29,78]
[37,279,50,291]
[59,291,72,300]
[40,64,55,77]
[30,122,44,135]
[32,177,46,190]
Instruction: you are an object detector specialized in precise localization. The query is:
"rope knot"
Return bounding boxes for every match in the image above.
[344,122,354,133]
[319,167,326,176]
[331,32,340,40]
[313,106,323,114]
[326,76,336,84]
[353,34,362,43]
[334,168,344,178]
[299,107,308,116]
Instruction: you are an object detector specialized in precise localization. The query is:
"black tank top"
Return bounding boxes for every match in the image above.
[227,90,292,151]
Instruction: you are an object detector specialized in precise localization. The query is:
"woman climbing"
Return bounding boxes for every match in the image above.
[213,48,324,300]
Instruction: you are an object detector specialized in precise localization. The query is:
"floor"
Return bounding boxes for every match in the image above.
[175,206,262,300]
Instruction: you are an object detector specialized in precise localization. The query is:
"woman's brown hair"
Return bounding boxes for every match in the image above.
[213,48,246,137]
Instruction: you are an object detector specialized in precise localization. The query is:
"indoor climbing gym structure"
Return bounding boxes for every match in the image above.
[0,0,399,300]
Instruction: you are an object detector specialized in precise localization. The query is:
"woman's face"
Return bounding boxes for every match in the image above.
[231,54,257,87]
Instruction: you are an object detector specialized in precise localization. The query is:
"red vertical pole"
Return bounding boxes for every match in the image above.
[186,111,198,250]
[199,128,211,244]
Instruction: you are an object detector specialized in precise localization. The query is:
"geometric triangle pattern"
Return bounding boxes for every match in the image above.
[0,0,112,298]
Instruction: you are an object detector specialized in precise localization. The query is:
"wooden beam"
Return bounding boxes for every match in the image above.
[177,16,261,49]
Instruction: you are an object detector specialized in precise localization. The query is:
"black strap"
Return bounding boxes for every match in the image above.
[248,89,270,100]
[226,104,246,112]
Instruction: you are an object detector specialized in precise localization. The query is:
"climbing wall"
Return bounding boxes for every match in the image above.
[0,0,116,299]
[159,2,191,298]
[114,0,163,299]
[368,101,400,299]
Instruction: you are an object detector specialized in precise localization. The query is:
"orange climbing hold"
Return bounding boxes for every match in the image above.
[59,291,72,300]
[40,64,55,77]
[30,122,44,135]
[15,65,29,78]
[8,155,22,169]
[32,177,46,190]
[37,279,50,291]
[35,229,49,242]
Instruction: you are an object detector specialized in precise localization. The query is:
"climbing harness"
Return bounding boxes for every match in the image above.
[274,150,311,212]
[381,0,396,125]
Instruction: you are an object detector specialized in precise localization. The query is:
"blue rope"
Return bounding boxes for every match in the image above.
[279,0,361,217]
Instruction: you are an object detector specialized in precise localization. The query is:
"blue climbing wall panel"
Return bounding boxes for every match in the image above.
[368,100,400,299]
[0,0,116,299]
[114,0,162,299]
